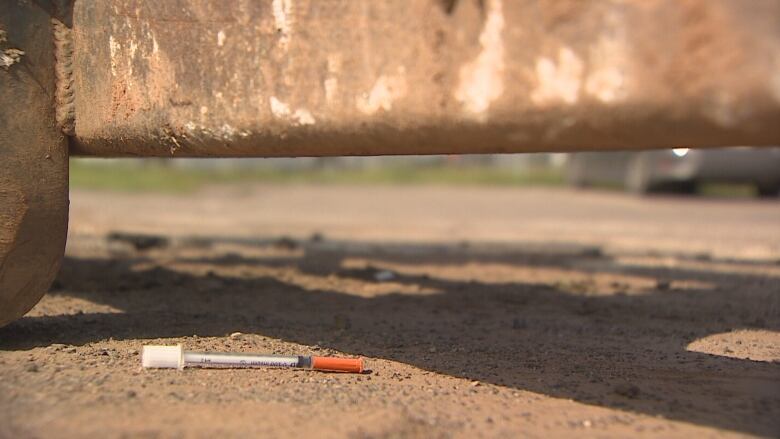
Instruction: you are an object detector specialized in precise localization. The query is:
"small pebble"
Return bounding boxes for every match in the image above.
[374,270,396,282]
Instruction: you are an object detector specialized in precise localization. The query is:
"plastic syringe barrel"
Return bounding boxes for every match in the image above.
[142,345,363,373]
[183,351,304,368]
[183,353,363,372]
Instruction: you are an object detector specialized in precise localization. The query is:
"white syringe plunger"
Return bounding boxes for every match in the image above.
[142,344,184,369]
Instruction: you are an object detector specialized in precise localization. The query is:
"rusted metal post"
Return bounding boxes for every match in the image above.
[0,1,69,326]
[69,0,780,157]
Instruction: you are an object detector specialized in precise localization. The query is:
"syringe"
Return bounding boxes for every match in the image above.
[142,345,364,373]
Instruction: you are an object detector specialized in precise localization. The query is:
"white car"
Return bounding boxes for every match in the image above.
[566,147,780,196]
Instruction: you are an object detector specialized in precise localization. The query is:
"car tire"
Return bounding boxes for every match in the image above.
[670,180,698,195]
[625,156,653,194]
[756,184,779,198]
[565,157,589,188]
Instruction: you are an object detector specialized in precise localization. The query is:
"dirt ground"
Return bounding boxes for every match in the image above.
[1,185,779,438]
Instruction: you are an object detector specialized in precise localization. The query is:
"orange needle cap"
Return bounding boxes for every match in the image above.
[311,356,364,373]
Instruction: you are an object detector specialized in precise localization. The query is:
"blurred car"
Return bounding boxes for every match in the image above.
[565,147,780,196]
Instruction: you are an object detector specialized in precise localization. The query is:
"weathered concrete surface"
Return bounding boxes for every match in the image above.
[71,0,780,157]
[0,1,70,326]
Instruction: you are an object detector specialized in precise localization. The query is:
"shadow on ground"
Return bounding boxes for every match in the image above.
[1,237,778,436]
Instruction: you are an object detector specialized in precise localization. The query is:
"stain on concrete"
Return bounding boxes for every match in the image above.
[531,47,583,106]
[273,0,293,49]
[356,67,408,115]
[270,96,316,126]
[584,42,628,103]
[0,28,24,71]
[454,0,505,116]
